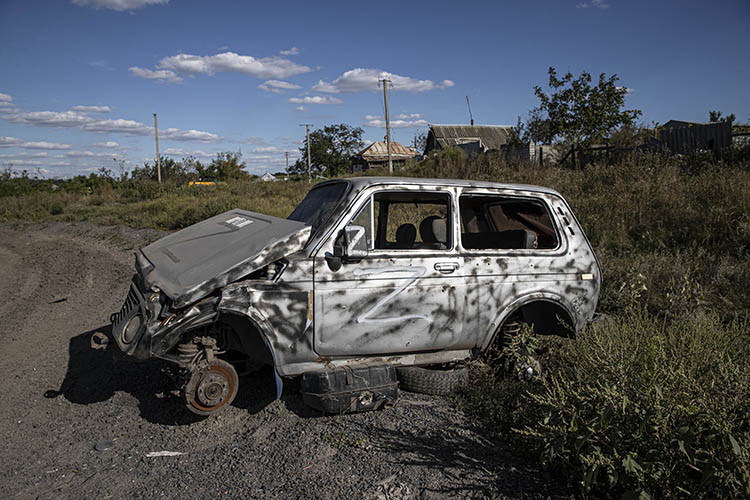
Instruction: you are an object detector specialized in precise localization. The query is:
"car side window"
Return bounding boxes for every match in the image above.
[459,195,558,250]
[351,198,373,249]
[371,191,452,251]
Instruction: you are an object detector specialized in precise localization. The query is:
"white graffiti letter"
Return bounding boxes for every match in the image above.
[351,266,431,324]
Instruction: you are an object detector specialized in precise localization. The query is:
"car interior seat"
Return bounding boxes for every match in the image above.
[394,223,417,249]
[419,216,448,250]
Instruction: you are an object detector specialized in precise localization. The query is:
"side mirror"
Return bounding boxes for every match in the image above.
[330,225,367,269]
[342,225,368,261]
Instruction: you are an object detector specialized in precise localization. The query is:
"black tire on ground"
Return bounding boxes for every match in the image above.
[395,365,469,396]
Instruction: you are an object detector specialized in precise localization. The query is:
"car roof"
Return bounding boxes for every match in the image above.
[316,176,563,197]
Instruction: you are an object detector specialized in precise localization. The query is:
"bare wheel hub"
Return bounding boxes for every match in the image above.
[183,359,239,416]
[196,372,230,407]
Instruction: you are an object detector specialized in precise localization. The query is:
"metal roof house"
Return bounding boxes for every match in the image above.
[351,141,419,172]
[659,120,732,154]
[425,124,517,154]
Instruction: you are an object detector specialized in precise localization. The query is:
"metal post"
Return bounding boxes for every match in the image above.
[381,79,393,174]
[299,124,313,182]
[466,96,474,126]
[306,124,311,183]
[153,113,161,183]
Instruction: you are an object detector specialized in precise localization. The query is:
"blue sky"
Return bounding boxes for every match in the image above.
[1,0,748,178]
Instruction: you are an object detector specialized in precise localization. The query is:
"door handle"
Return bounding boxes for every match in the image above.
[434,262,459,274]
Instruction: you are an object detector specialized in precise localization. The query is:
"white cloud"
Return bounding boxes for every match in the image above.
[253,146,279,153]
[0,158,46,167]
[279,47,300,56]
[295,105,306,112]
[71,0,169,11]
[155,52,311,80]
[2,102,218,141]
[577,0,609,8]
[288,96,343,105]
[0,137,72,150]
[71,105,112,113]
[0,136,20,146]
[6,110,92,127]
[0,93,13,108]
[258,80,303,94]
[363,113,425,127]
[365,118,429,128]
[21,141,74,150]
[0,151,48,158]
[93,141,121,148]
[65,150,124,158]
[81,118,152,135]
[129,67,183,83]
[313,68,454,93]
[160,128,220,143]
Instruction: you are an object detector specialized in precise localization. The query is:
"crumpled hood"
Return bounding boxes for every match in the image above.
[137,209,311,308]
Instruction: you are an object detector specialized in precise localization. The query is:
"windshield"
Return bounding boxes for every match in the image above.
[288,181,349,232]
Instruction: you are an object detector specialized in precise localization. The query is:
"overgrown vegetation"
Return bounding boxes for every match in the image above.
[1,147,749,498]
[525,67,642,147]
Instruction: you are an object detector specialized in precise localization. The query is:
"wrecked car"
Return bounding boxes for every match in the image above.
[108,177,601,415]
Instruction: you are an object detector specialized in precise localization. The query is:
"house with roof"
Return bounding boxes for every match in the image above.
[351,141,419,172]
[424,124,517,155]
[658,120,732,154]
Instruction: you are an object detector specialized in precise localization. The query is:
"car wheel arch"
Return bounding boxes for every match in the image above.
[215,305,285,399]
[480,293,578,352]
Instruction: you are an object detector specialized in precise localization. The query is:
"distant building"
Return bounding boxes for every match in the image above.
[258,172,280,182]
[351,141,419,172]
[658,120,732,154]
[424,124,516,154]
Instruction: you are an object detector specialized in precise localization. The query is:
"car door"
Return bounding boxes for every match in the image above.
[457,189,570,345]
[312,186,467,356]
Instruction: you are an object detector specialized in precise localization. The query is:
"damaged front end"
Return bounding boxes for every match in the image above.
[110,274,219,362]
[107,208,312,415]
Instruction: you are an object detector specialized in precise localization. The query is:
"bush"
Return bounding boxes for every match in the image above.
[516,312,750,498]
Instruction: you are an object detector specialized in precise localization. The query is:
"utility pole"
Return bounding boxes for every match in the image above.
[153,113,161,183]
[466,96,474,126]
[380,78,393,174]
[299,124,313,183]
[285,151,289,171]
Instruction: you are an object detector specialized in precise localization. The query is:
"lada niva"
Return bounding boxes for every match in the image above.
[109,177,600,415]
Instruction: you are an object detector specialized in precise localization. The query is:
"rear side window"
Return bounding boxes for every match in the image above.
[459,195,558,250]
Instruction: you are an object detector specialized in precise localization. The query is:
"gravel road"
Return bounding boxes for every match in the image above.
[0,223,563,499]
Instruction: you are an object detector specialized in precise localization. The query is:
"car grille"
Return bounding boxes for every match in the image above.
[111,278,148,345]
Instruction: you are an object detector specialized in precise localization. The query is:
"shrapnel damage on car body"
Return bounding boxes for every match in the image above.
[109,177,601,415]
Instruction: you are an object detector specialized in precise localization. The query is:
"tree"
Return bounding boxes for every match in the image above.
[709,110,735,124]
[413,131,427,154]
[195,151,248,181]
[527,67,641,146]
[130,156,188,181]
[289,124,364,177]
